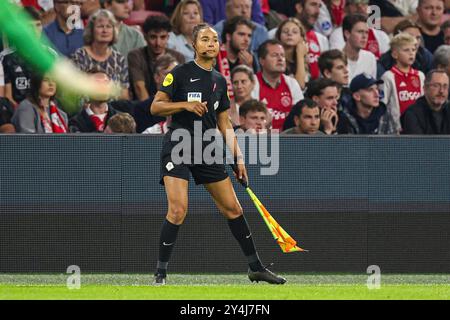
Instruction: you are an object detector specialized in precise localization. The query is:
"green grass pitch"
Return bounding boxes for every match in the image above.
[0,273,449,300]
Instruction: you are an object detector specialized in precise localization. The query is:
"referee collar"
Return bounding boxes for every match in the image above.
[194,60,213,72]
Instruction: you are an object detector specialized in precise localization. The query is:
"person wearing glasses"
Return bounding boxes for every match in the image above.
[44,0,84,57]
[401,69,450,134]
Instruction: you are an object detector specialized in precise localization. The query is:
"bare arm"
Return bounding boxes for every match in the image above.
[150,91,208,117]
[120,88,129,100]
[133,80,150,101]
[4,84,17,106]
[295,41,308,90]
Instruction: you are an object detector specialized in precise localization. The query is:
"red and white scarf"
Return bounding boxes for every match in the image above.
[365,28,381,59]
[331,0,345,26]
[217,44,235,100]
[306,30,321,80]
[41,101,68,133]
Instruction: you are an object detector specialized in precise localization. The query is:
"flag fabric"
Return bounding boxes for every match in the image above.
[246,187,307,253]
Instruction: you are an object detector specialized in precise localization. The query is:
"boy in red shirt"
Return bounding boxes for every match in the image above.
[381,32,425,133]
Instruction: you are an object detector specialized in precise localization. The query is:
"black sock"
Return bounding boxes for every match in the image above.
[227,215,264,272]
[156,219,180,276]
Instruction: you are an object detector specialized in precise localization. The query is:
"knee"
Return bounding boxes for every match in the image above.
[223,202,243,219]
[167,203,187,225]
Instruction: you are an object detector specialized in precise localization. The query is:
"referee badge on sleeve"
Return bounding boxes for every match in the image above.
[163,73,174,87]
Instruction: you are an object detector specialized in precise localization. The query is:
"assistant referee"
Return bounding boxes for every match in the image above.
[150,23,286,285]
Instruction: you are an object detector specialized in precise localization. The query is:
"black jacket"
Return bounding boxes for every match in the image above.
[69,105,118,133]
[401,97,450,134]
[337,98,396,134]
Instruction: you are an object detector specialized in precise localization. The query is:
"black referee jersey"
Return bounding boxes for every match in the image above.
[158,60,230,133]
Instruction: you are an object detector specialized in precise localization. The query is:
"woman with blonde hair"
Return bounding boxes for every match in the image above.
[167,0,204,62]
[71,9,129,100]
[275,18,309,90]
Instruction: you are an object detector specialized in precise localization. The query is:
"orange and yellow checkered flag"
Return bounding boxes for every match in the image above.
[246,187,307,253]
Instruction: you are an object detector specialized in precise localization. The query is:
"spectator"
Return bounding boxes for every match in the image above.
[19,0,56,25]
[381,33,425,133]
[401,69,450,133]
[71,9,129,100]
[329,0,390,59]
[377,20,434,79]
[104,112,137,133]
[337,73,397,134]
[417,0,445,53]
[81,0,101,25]
[69,71,119,132]
[322,0,345,29]
[128,15,184,101]
[370,0,419,35]
[303,78,340,134]
[213,0,269,53]
[313,0,335,37]
[134,54,177,134]
[11,72,68,133]
[442,19,450,45]
[44,0,84,57]
[104,0,146,57]
[275,18,309,89]
[2,6,57,106]
[0,97,16,133]
[290,0,329,80]
[200,0,265,26]
[167,0,203,62]
[229,64,256,125]
[318,49,351,108]
[282,98,324,134]
[251,39,303,131]
[235,99,269,133]
[216,16,258,102]
[342,14,377,81]
[268,0,297,18]
[433,45,450,79]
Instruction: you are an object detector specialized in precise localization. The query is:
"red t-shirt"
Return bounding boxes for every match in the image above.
[256,72,294,130]
[391,66,422,115]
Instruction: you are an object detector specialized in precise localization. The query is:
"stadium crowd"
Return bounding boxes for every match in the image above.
[0,0,450,135]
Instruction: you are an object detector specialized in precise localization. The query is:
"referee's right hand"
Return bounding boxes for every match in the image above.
[185,101,208,117]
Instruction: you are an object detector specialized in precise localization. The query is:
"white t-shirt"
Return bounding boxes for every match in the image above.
[387,0,418,16]
[314,3,334,37]
[347,49,377,82]
[329,27,390,55]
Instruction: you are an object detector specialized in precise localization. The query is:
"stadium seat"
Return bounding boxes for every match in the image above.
[124,10,167,27]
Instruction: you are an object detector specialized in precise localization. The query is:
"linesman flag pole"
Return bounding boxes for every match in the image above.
[231,164,308,253]
[0,0,121,109]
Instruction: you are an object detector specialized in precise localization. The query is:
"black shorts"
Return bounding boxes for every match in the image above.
[159,131,229,185]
